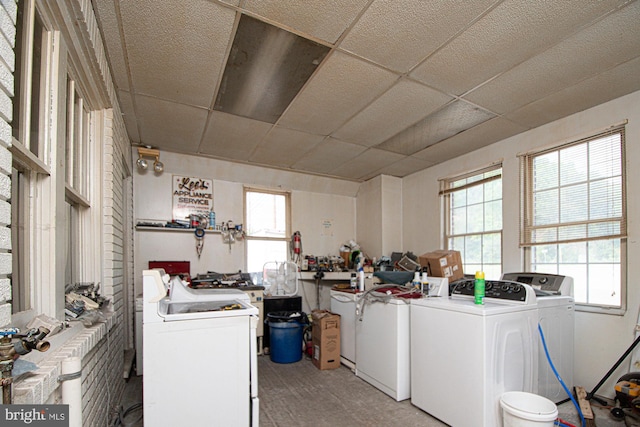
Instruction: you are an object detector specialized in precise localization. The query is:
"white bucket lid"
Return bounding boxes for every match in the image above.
[500,391,558,422]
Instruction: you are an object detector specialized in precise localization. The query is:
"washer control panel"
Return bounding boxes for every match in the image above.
[451,279,529,302]
[501,272,573,296]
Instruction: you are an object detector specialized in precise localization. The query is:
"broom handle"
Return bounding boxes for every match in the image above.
[587,334,640,400]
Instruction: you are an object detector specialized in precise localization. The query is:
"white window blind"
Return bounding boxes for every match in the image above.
[440,163,503,279]
[519,126,626,247]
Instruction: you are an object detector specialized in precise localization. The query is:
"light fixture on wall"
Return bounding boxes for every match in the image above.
[136,147,164,173]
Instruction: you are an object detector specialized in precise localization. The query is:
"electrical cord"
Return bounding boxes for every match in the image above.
[539,323,586,427]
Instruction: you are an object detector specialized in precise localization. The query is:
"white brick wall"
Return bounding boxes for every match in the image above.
[6,1,132,425]
[0,0,14,328]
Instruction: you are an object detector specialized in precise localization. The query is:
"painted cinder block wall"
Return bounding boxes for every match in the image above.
[0,1,133,425]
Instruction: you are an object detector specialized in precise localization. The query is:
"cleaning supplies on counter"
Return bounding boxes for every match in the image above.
[358,266,365,292]
[474,271,485,304]
[421,270,429,295]
[412,270,422,291]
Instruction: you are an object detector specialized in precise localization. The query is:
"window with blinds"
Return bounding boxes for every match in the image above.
[519,125,626,309]
[440,163,503,279]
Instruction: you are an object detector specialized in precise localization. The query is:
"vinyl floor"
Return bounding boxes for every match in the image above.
[118,355,636,426]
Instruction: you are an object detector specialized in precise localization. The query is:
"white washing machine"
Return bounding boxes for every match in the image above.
[410,280,539,427]
[355,287,412,401]
[502,272,575,403]
[143,269,259,427]
[330,289,359,369]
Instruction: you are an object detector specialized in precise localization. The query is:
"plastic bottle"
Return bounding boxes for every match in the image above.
[209,211,216,230]
[412,270,421,290]
[474,271,485,305]
[350,272,357,290]
[358,267,365,292]
[421,271,429,295]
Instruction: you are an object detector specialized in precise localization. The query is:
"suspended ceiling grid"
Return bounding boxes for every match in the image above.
[92,0,640,182]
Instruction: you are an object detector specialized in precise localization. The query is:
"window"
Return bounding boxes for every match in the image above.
[520,126,626,310]
[64,76,92,286]
[11,0,51,313]
[244,188,290,273]
[441,164,502,279]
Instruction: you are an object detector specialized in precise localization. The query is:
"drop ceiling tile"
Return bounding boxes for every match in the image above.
[376,155,436,178]
[241,0,369,44]
[339,0,496,73]
[200,111,273,161]
[377,100,496,155]
[291,137,367,175]
[329,148,405,181]
[464,1,640,114]
[117,90,140,142]
[278,51,398,135]
[411,0,631,96]
[93,0,130,91]
[120,0,235,107]
[332,79,453,146]
[412,117,528,164]
[135,95,208,153]
[249,126,326,168]
[504,56,640,129]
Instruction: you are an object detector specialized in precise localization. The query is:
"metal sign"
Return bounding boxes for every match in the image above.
[172,175,213,220]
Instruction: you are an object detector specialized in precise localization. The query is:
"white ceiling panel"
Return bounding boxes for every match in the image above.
[241,0,369,44]
[504,56,640,129]
[465,1,640,114]
[332,79,453,146]
[339,0,497,73]
[119,0,235,107]
[92,1,130,91]
[200,111,272,161]
[249,126,326,167]
[410,0,631,96]
[291,137,367,175]
[117,90,140,142]
[135,95,208,153]
[278,51,398,135]
[329,148,405,181]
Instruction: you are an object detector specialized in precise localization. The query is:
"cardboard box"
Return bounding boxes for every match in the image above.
[418,250,464,282]
[311,310,340,370]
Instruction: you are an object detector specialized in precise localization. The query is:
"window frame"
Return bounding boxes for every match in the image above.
[243,187,291,273]
[520,125,627,313]
[10,0,54,315]
[440,163,503,279]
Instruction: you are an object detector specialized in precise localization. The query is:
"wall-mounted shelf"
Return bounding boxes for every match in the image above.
[135,225,221,234]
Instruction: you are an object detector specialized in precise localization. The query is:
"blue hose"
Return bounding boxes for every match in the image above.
[538,323,586,427]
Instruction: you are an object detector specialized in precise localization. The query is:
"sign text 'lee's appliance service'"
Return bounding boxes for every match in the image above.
[172,175,213,221]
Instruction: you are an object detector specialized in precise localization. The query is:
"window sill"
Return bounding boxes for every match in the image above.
[10,311,117,404]
[576,303,626,316]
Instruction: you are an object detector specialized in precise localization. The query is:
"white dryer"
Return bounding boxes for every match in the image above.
[355,287,412,401]
[502,272,575,403]
[410,280,539,427]
[330,289,359,369]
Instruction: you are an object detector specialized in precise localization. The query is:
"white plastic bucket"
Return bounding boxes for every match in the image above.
[500,391,558,427]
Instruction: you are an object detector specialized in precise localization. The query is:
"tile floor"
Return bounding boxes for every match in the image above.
[117,356,638,426]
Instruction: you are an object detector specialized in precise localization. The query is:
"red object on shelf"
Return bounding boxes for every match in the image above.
[148,261,191,284]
